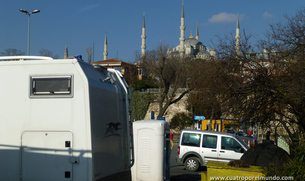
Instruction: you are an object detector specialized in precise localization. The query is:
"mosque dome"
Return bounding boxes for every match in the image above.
[185,38,201,46]
[184,36,207,52]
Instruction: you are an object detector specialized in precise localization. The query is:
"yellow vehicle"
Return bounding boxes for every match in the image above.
[201,119,240,132]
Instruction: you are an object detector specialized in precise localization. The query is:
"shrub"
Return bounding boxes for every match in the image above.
[131,78,158,91]
[264,141,305,180]
[170,113,192,131]
[131,91,154,121]
[283,141,305,180]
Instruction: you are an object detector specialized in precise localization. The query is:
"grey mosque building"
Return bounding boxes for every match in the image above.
[98,1,241,61]
[138,1,218,60]
[101,1,228,61]
[166,2,216,59]
[137,1,240,60]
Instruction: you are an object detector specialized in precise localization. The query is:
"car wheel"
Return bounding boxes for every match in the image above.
[184,157,200,171]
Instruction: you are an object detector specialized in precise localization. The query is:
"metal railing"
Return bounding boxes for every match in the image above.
[139,88,188,93]
[0,56,53,61]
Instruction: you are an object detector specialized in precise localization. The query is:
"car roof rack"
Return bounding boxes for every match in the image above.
[0,56,53,61]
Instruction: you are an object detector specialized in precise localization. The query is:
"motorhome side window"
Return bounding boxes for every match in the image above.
[181,133,201,147]
[202,135,217,149]
[30,76,72,97]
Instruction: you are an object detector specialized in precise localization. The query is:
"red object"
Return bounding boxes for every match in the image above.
[178,146,180,155]
[170,133,173,140]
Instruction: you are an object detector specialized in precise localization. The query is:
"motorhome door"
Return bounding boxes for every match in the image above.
[21,131,73,181]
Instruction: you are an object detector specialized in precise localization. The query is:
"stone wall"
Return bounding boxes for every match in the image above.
[143,95,188,123]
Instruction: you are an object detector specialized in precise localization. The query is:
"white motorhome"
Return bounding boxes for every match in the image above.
[0,56,134,181]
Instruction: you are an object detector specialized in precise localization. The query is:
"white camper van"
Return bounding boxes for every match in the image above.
[177,129,249,171]
[0,56,134,181]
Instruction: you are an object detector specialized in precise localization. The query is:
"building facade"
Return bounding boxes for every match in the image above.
[92,59,138,85]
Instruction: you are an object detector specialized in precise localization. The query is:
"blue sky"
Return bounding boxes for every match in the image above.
[1,0,304,62]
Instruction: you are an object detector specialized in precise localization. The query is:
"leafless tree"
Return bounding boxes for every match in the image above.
[203,8,305,142]
[38,49,59,59]
[0,48,25,56]
[187,30,254,120]
[187,59,224,119]
[261,8,305,141]
[141,45,190,118]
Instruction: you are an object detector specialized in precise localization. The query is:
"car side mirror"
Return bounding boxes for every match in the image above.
[239,148,245,153]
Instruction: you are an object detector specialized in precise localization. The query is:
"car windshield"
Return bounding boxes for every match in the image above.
[234,135,249,150]
[235,131,247,137]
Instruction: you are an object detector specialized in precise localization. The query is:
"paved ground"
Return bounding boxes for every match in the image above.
[170,145,204,181]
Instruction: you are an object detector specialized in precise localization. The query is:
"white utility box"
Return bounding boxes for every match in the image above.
[132,120,171,181]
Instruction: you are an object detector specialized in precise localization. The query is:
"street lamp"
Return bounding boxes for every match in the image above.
[19,9,40,55]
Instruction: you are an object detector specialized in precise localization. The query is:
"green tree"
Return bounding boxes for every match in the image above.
[131,90,154,121]
[170,113,193,131]
[131,78,158,91]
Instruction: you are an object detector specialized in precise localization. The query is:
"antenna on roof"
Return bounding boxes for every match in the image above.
[93,42,95,62]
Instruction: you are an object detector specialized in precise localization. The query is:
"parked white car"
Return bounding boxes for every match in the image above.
[177,129,249,171]
[234,131,257,146]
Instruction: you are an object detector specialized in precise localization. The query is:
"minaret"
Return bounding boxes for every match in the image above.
[179,0,185,56]
[103,32,108,60]
[141,12,147,58]
[235,13,241,55]
[196,22,199,40]
[159,39,162,56]
[64,45,68,59]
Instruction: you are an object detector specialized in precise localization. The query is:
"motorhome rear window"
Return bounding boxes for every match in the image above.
[31,76,72,97]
